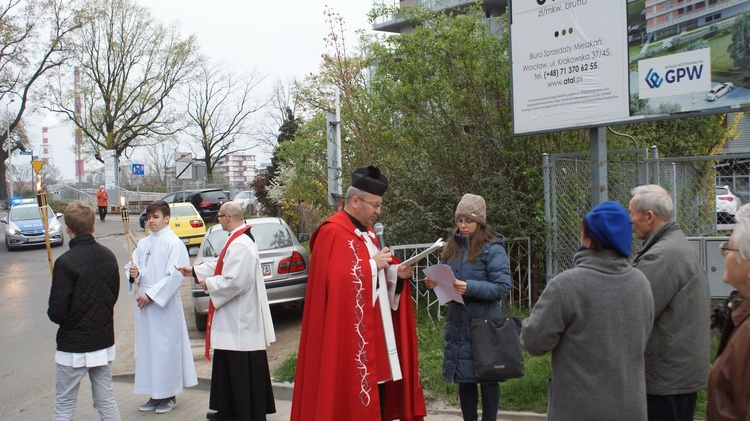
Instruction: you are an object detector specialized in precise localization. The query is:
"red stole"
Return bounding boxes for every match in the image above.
[204,225,252,360]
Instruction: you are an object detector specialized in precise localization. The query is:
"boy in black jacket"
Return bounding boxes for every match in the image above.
[48,200,121,420]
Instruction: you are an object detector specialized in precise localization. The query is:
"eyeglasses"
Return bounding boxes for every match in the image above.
[358,197,383,210]
[217,214,230,219]
[720,242,740,253]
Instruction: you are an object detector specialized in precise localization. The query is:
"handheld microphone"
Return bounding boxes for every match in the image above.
[373,222,386,250]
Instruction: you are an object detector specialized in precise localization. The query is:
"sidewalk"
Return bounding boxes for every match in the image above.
[7,374,545,421]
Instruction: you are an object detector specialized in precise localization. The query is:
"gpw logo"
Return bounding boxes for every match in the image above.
[644,65,704,89]
[638,48,711,99]
[645,68,663,89]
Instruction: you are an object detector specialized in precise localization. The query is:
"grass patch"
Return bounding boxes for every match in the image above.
[272,301,720,416]
[274,351,297,382]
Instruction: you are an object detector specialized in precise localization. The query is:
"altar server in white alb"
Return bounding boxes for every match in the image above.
[126,200,198,414]
[180,201,276,421]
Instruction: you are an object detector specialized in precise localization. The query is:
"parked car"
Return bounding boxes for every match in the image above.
[139,188,231,228]
[706,82,734,101]
[3,200,64,250]
[166,202,206,250]
[191,217,310,331]
[716,185,741,222]
[233,190,257,215]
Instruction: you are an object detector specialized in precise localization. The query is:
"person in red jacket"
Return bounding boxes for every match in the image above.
[96,185,108,222]
[291,166,426,421]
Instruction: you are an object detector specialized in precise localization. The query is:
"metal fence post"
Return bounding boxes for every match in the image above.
[543,153,552,285]
[650,145,660,185]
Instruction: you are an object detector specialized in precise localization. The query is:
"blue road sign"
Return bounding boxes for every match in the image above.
[18,150,32,155]
[132,163,144,175]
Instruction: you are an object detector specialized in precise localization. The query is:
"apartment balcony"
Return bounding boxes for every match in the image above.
[373,0,507,33]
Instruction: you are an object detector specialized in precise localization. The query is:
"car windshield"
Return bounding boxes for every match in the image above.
[201,224,292,258]
[235,192,250,200]
[170,205,198,217]
[716,187,729,196]
[11,206,52,221]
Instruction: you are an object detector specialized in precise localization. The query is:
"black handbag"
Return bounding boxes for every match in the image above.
[470,295,525,381]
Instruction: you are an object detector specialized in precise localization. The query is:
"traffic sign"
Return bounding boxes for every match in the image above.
[19,150,32,156]
[31,160,44,174]
[132,163,144,175]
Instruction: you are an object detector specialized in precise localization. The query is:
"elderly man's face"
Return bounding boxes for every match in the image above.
[628,198,652,240]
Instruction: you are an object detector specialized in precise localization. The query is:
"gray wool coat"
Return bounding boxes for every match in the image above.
[633,218,711,395]
[521,249,654,421]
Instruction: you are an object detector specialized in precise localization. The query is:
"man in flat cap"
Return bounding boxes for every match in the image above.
[291,166,426,421]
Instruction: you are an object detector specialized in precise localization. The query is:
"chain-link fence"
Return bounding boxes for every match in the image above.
[544,149,750,282]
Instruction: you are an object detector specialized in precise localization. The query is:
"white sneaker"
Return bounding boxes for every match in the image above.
[155,397,176,414]
[138,398,159,412]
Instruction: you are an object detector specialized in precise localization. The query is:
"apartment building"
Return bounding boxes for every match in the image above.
[215,153,258,186]
[645,0,750,40]
[372,0,506,33]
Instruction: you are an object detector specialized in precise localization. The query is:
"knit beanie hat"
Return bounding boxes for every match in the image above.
[455,193,487,226]
[584,201,633,257]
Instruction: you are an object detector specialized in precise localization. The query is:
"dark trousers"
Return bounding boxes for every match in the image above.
[209,349,275,421]
[97,206,107,221]
[458,382,500,421]
[647,393,697,421]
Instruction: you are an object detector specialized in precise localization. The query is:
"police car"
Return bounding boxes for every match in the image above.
[2,199,64,250]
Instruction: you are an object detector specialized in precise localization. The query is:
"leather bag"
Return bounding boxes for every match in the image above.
[470,296,525,381]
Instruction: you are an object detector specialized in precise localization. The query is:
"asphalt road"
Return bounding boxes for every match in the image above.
[0,212,303,418]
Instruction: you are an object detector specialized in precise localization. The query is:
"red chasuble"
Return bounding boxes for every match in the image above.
[291,210,426,421]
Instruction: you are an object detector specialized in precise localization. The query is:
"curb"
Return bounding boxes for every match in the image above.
[114,375,546,420]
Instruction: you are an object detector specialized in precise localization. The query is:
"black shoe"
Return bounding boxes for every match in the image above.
[206,412,238,421]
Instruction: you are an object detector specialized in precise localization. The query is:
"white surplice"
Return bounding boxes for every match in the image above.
[126,227,198,399]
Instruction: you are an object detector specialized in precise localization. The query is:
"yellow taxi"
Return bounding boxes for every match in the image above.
[166,202,206,249]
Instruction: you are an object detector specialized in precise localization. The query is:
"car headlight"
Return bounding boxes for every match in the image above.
[7,227,18,235]
[50,222,61,233]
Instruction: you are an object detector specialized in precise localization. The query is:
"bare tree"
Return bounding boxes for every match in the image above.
[144,135,176,187]
[0,0,81,200]
[184,60,265,182]
[45,0,200,165]
[11,162,29,191]
[257,78,300,150]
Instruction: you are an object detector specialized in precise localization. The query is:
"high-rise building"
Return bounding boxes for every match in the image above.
[215,153,258,186]
[372,0,506,33]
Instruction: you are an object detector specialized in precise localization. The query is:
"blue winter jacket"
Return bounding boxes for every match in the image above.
[441,231,511,383]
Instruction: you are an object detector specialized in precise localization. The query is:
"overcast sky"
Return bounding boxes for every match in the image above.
[30,0,376,182]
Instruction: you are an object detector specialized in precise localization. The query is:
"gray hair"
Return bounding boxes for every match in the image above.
[630,184,673,221]
[345,186,368,202]
[733,204,750,262]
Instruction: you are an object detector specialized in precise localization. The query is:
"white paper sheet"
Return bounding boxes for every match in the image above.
[422,264,464,305]
[400,238,444,266]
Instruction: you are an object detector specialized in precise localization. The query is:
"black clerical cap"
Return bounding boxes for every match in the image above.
[351,166,388,196]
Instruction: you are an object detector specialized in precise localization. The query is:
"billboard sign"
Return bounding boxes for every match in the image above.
[510,0,750,135]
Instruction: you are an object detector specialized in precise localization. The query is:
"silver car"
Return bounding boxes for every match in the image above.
[233,190,257,216]
[191,217,310,331]
[3,201,64,250]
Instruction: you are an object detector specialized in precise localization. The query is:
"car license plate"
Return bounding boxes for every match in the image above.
[262,264,272,277]
[27,236,45,242]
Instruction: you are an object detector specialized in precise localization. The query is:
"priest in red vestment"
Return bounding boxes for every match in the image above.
[291,166,426,421]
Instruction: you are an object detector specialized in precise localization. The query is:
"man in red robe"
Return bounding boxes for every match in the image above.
[291,166,426,421]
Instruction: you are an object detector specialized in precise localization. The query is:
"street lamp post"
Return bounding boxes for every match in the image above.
[6,98,14,201]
